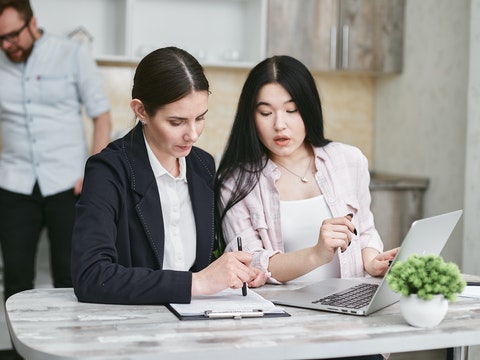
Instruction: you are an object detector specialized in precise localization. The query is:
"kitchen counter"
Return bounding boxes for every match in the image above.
[370,172,430,190]
[369,172,429,250]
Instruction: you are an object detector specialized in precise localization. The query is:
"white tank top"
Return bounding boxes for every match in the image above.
[280,195,341,283]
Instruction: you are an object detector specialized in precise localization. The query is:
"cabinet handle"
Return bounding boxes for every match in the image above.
[342,25,349,69]
[330,26,337,69]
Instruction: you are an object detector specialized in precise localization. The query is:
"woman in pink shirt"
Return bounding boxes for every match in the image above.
[215,55,398,287]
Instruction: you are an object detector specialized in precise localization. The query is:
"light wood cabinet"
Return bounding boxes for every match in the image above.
[267,0,405,74]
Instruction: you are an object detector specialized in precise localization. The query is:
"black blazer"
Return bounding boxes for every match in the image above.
[71,123,215,305]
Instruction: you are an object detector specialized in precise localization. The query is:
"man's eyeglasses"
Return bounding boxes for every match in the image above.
[0,19,30,44]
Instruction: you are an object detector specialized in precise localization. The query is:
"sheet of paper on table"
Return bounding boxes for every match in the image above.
[459,285,480,299]
[168,288,289,319]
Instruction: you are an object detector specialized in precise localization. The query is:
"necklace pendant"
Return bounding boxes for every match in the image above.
[301,177,309,183]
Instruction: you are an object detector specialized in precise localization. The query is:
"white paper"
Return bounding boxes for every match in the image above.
[459,286,480,299]
[169,288,283,316]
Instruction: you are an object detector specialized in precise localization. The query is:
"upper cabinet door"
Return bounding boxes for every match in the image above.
[267,0,405,74]
[266,0,338,71]
[339,0,405,73]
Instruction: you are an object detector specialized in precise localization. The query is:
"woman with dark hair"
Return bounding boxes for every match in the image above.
[71,47,266,305]
[216,55,398,285]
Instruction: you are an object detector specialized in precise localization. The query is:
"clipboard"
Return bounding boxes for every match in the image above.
[167,288,290,320]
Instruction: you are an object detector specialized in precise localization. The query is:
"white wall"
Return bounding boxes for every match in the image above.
[374,0,470,266]
[464,0,480,351]
[463,0,480,275]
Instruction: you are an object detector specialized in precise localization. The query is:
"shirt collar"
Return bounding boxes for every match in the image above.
[143,132,187,183]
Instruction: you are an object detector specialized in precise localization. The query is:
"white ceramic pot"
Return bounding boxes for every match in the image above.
[399,294,448,328]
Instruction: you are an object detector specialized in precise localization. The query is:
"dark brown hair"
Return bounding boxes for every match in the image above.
[131,46,210,117]
[0,0,33,20]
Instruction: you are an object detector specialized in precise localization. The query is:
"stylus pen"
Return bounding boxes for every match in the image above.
[237,236,247,296]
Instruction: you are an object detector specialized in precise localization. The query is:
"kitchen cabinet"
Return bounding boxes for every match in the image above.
[30,0,267,68]
[267,0,405,74]
[30,0,403,72]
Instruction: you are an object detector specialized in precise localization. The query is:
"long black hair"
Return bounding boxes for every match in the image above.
[214,55,330,250]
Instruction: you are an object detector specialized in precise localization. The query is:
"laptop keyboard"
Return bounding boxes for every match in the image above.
[312,283,379,309]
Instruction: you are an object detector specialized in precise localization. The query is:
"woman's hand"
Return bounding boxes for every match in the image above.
[191,251,260,296]
[363,247,400,277]
[315,214,357,264]
[247,267,268,288]
[268,214,356,283]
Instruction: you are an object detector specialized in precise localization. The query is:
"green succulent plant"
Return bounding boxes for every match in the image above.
[386,254,466,301]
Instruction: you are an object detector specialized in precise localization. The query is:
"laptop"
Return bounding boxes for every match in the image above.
[271,210,463,316]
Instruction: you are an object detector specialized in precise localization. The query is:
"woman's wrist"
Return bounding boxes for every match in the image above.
[191,272,203,297]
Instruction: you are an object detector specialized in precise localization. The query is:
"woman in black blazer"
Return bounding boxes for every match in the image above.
[71,47,267,305]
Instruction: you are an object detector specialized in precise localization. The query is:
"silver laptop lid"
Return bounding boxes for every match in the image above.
[366,209,463,314]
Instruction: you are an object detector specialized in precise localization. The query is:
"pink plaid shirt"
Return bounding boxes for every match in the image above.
[220,142,383,283]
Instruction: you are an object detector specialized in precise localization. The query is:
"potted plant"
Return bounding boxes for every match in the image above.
[386,254,466,327]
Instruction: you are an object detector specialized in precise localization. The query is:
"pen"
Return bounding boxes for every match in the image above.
[346,213,357,236]
[237,236,247,296]
[341,213,356,253]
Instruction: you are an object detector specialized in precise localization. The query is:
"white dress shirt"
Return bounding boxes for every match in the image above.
[144,135,196,271]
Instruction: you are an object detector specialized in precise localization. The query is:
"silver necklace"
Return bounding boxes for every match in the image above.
[275,157,312,183]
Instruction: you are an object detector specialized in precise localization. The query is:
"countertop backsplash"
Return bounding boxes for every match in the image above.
[83,64,376,167]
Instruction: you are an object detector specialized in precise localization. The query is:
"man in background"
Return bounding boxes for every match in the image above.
[0,0,111,301]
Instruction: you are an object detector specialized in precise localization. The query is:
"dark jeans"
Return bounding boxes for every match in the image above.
[0,183,77,300]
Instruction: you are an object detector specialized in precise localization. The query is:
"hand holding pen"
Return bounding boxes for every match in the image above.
[191,249,254,296]
[237,236,248,296]
[316,214,357,258]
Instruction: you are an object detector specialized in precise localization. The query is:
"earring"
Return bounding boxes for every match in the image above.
[139,119,145,125]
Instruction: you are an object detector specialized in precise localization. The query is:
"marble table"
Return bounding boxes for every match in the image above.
[5,284,480,360]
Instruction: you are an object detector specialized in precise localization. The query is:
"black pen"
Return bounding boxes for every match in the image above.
[237,236,247,296]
